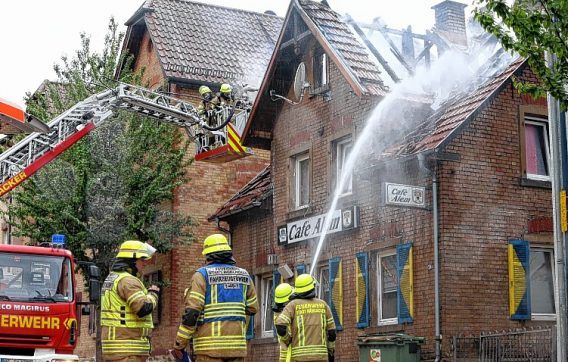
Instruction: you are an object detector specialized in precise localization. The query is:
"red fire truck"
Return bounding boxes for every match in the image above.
[0,237,100,361]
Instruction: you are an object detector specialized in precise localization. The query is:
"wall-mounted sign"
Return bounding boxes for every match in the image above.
[278,206,359,245]
[385,182,425,208]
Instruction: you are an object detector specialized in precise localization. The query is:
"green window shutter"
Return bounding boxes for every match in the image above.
[355,252,370,328]
[246,315,254,340]
[329,257,343,330]
[397,242,414,324]
[296,263,306,276]
[508,239,531,320]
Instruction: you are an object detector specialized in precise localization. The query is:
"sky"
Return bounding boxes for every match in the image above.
[0,0,475,109]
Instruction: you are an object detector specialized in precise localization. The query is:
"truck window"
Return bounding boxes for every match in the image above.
[0,253,73,302]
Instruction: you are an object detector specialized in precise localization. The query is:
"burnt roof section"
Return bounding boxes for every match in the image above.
[297,0,387,95]
[208,166,272,221]
[123,0,283,87]
[385,57,526,157]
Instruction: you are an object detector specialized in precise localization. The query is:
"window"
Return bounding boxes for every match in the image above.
[260,275,274,338]
[316,265,330,303]
[524,116,550,181]
[143,271,162,325]
[313,50,328,89]
[293,153,310,209]
[377,253,398,324]
[334,137,353,195]
[530,247,555,319]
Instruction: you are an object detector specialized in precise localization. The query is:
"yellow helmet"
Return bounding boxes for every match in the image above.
[274,283,293,304]
[295,274,316,294]
[202,234,232,255]
[199,85,212,96]
[220,83,232,94]
[116,240,156,260]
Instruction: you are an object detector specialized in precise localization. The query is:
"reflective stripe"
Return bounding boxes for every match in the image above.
[102,339,150,354]
[279,314,291,324]
[321,314,326,346]
[189,291,205,303]
[126,291,145,305]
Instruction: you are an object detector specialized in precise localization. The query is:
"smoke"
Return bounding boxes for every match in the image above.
[309,36,517,271]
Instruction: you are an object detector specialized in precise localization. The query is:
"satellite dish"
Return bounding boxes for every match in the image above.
[293,62,309,100]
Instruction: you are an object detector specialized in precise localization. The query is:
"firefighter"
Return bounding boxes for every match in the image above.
[275,274,336,362]
[217,83,235,107]
[100,240,160,362]
[172,234,258,362]
[273,283,294,362]
[197,85,219,126]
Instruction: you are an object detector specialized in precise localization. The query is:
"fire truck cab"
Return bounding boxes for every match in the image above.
[0,237,99,361]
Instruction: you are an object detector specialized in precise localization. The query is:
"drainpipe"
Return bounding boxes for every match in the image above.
[432,162,441,362]
[215,217,232,245]
[419,152,441,361]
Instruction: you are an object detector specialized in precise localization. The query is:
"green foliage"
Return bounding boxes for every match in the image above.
[2,18,194,277]
[474,0,568,109]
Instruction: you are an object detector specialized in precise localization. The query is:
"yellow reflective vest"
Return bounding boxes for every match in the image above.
[101,271,157,357]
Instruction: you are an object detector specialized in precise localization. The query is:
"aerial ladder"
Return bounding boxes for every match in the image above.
[0,83,253,197]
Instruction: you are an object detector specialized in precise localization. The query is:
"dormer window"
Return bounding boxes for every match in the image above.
[313,49,329,89]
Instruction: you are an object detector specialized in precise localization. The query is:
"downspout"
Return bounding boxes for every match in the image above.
[419,151,441,362]
[215,217,232,245]
[432,161,441,362]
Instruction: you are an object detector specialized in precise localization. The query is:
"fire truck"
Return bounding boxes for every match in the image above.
[0,235,100,361]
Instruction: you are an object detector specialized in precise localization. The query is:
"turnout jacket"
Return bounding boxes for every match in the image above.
[175,263,258,358]
[101,271,158,360]
[276,298,336,362]
[274,310,292,362]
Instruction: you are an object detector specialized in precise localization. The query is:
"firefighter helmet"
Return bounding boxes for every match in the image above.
[295,274,316,294]
[116,240,156,260]
[199,85,212,96]
[220,83,232,95]
[274,283,293,304]
[202,234,232,255]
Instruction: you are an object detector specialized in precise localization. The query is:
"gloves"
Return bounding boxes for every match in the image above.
[170,348,185,361]
[148,285,160,294]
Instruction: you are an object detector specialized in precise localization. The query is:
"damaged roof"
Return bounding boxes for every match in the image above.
[209,166,272,220]
[297,0,387,96]
[385,56,526,157]
[124,0,283,87]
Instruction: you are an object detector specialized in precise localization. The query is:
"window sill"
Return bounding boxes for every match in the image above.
[377,319,398,327]
[519,177,552,189]
[251,336,277,344]
[287,206,314,220]
[531,314,556,321]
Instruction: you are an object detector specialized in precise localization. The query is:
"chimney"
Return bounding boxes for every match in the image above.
[431,0,468,47]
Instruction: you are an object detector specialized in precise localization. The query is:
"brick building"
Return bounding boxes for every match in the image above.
[210,1,555,361]
[116,0,282,356]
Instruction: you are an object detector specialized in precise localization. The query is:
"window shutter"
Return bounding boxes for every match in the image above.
[397,242,414,324]
[246,315,255,340]
[508,239,531,320]
[296,263,306,276]
[273,269,282,289]
[355,252,370,328]
[328,257,343,330]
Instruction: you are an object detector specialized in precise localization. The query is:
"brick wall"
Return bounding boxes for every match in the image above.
[226,50,552,362]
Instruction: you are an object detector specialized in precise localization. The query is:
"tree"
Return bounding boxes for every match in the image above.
[3,18,194,278]
[474,0,567,109]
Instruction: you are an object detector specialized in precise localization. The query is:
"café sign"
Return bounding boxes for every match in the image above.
[278,206,359,245]
[385,182,425,208]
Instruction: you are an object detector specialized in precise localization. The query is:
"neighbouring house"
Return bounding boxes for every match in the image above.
[211,0,555,361]
[116,0,283,356]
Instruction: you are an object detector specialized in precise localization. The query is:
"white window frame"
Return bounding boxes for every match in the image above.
[376,252,398,326]
[335,138,353,196]
[524,116,550,181]
[294,153,310,209]
[530,247,556,321]
[259,275,274,338]
[316,265,330,304]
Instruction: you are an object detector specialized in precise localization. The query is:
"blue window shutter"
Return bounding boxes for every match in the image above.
[272,269,281,334]
[246,315,254,340]
[296,263,306,276]
[397,242,414,324]
[328,257,343,330]
[508,239,531,320]
[355,252,370,328]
